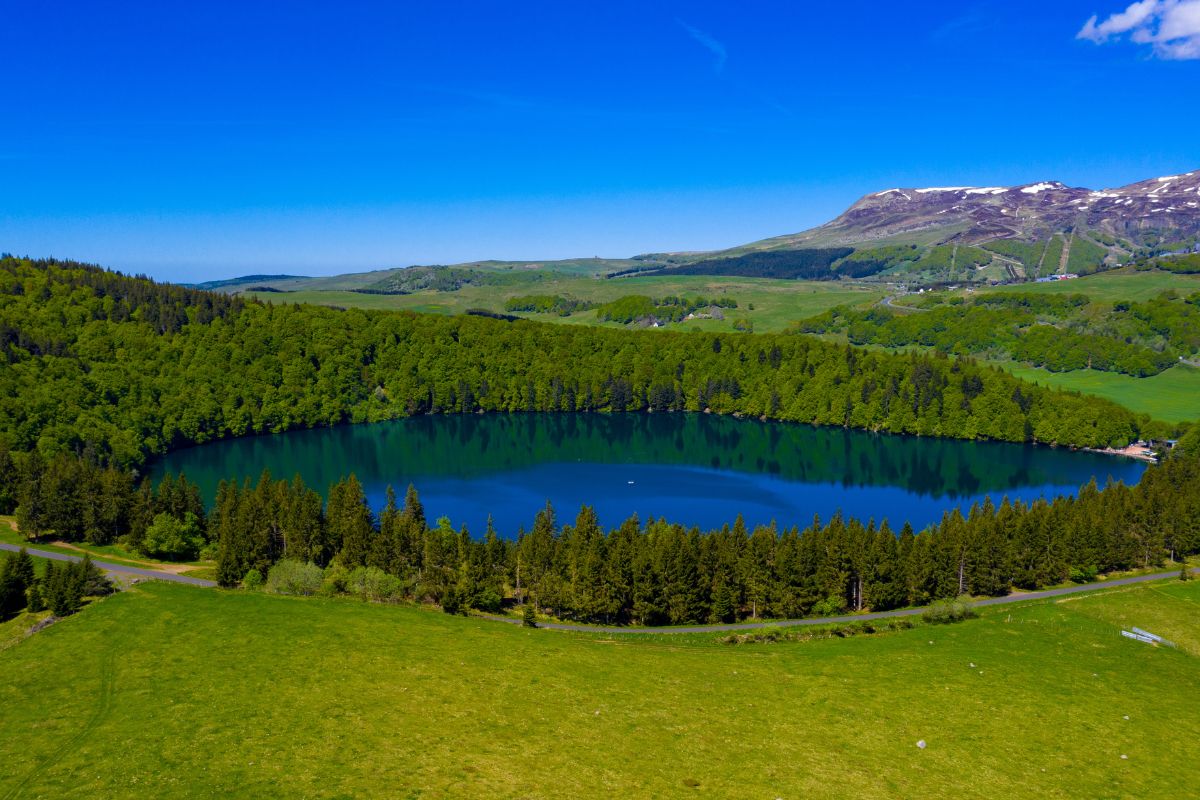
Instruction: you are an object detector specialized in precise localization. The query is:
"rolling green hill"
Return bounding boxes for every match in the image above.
[1,577,1198,798]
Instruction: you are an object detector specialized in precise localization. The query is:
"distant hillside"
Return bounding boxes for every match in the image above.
[200,168,1200,290]
[191,274,306,290]
[687,170,1200,280]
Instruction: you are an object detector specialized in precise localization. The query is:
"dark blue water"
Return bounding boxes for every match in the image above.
[153,413,1146,536]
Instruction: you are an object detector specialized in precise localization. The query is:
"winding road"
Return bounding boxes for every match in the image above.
[4,541,1190,634]
[482,567,1196,634]
[0,543,217,587]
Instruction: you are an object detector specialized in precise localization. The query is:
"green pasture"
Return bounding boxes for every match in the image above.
[2,578,1198,798]
[1002,364,1200,425]
[989,268,1200,302]
[248,275,885,333]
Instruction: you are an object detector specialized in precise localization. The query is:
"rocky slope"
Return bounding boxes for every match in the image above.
[744,170,1200,255]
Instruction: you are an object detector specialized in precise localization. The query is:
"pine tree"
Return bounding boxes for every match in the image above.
[710,580,736,624]
[0,553,26,618]
[373,485,401,573]
[329,474,374,568]
[11,547,35,589]
[522,600,537,628]
[441,584,463,615]
[45,558,88,616]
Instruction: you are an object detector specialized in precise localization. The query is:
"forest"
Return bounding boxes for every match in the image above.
[0,256,1196,625]
[666,248,859,279]
[503,294,598,315]
[594,294,737,324]
[0,257,1143,483]
[795,290,1200,376]
[4,428,1199,625]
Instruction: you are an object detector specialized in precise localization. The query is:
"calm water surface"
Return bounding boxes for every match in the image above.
[153,413,1145,536]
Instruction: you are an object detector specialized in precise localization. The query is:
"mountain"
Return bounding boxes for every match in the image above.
[684,170,1200,280]
[749,171,1200,252]
[204,169,1200,291]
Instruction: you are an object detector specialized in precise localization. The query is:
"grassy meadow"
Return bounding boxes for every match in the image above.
[988,267,1200,303]
[1003,363,1200,424]
[2,578,1199,798]
[247,274,885,333]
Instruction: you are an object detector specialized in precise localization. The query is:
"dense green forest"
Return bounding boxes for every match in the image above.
[0,257,1144,478]
[666,248,860,279]
[6,429,1199,624]
[594,294,737,324]
[503,294,597,315]
[830,245,921,275]
[796,290,1200,376]
[0,256,1196,626]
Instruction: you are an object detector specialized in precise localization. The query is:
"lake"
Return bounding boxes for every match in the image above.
[153,413,1146,536]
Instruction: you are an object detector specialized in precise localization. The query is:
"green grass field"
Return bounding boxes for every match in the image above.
[248,275,885,333]
[989,268,1200,302]
[2,578,1199,798]
[1002,363,1200,424]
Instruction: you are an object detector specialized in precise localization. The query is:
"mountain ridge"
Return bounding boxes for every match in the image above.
[203,168,1200,291]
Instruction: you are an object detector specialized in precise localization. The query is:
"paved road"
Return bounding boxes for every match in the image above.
[480,567,1197,634]
[3,542,1189,631]
[879,295,926,312]
[0,542,217,587]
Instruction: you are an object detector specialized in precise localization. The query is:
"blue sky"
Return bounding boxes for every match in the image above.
[3,1,1198,281]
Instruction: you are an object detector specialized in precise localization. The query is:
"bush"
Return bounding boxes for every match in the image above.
[139,512,204,561]
[349,566,404,602]
[1069,565,1099,584]
[811,596,846,617]
[265,560,324,596]
[921,598,978,625]
[319,562,351,596]
[522,602,537,628]
[471,588,502,613]
[242,568,264,590]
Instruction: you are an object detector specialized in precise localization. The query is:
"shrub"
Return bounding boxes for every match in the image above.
[471,588,502,613]
[922,598,978,625]
[1068,565,1099,584]
[316,562,348,596]
[241,568,264,590]
[522,602,537,628]
[349,566,404,602]
[811,596,846,617]
[265,560,324,596]
[139,512,205,561]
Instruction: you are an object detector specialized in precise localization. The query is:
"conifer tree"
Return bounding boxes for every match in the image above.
[0,553,26,618]
[329,474,374,568]
[373,485,401,573]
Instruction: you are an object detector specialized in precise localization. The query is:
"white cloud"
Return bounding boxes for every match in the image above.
[1078,0,1200,59]
[677,20,727,72]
